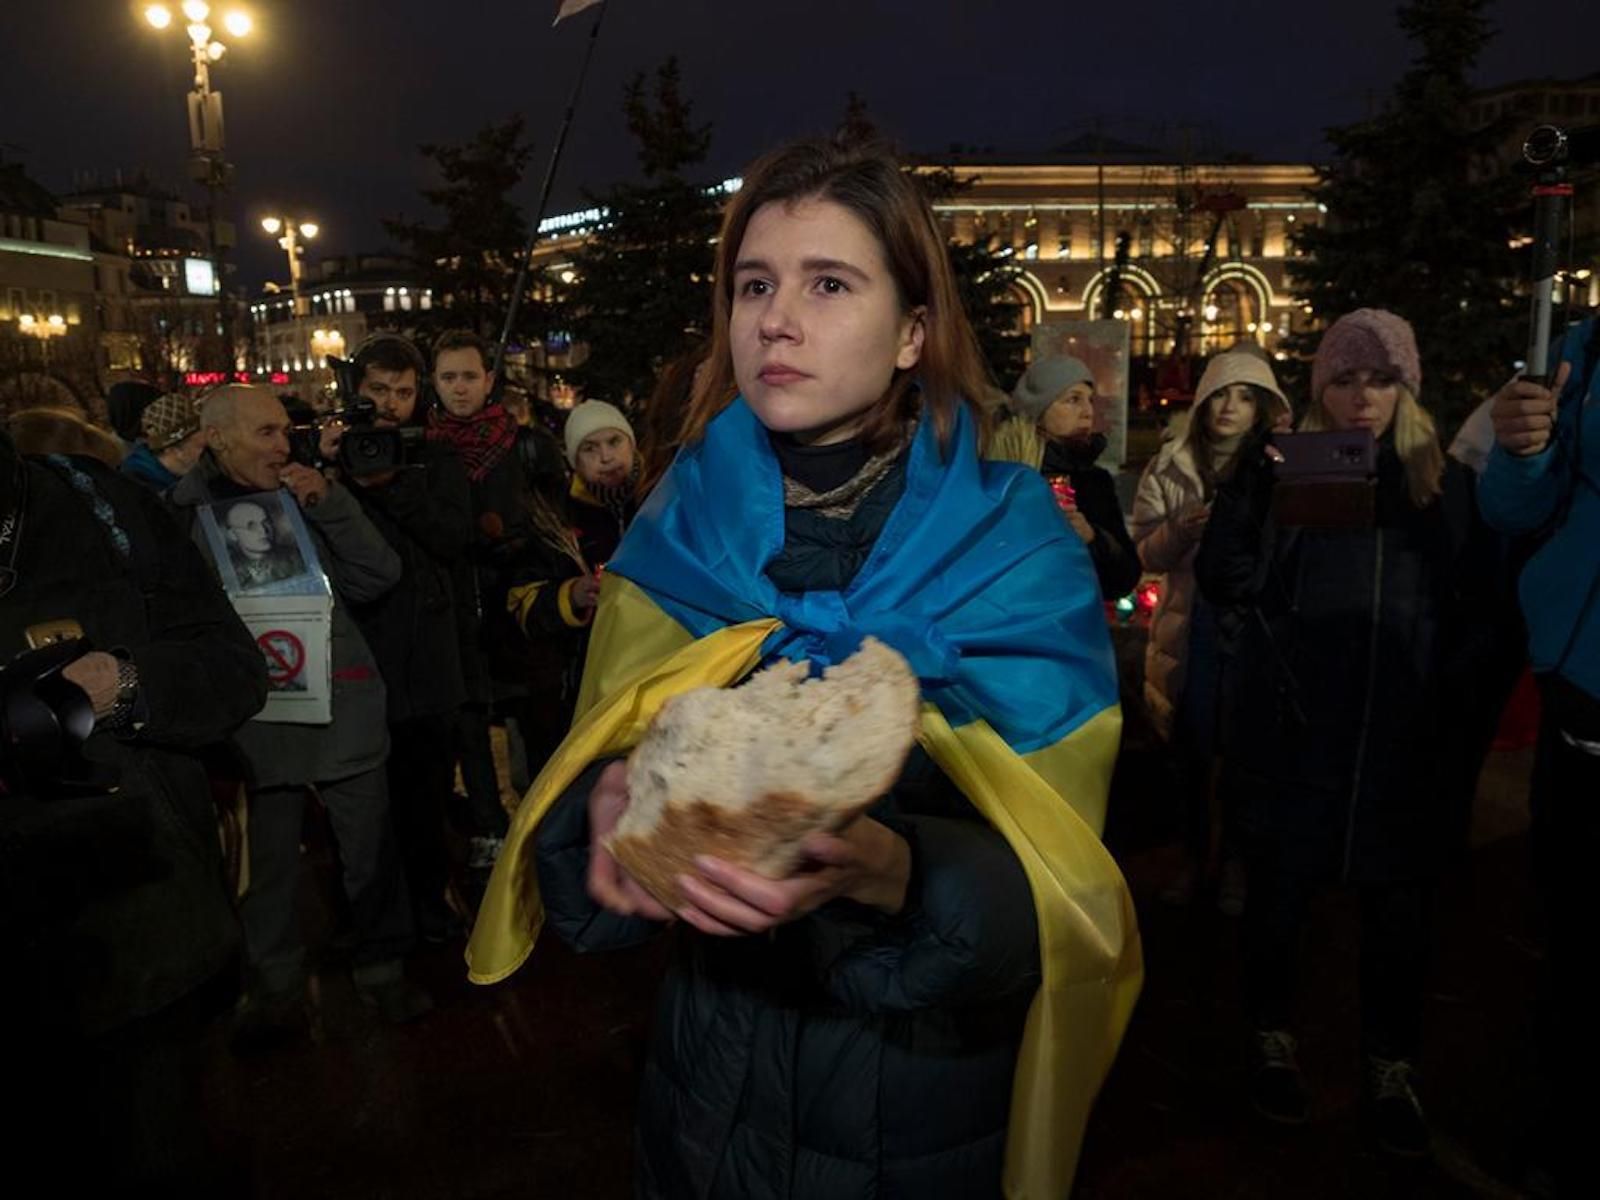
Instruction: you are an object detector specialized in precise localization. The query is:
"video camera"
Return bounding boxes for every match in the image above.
[287,354,427,477]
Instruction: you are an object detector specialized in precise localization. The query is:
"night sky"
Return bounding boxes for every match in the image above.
[2,0,1596,288]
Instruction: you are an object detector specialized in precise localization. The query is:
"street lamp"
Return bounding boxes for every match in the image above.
[17,313,70,366]
[142,3,252,363]
[261,217,319,318]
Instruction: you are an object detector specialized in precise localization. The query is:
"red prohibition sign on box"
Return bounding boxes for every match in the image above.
[258,628,306,685]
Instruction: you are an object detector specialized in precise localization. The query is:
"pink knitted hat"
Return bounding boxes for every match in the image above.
[1310,308,1422,402]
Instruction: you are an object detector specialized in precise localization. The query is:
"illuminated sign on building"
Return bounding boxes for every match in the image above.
[184,258,218,296]
[184,370,292,387]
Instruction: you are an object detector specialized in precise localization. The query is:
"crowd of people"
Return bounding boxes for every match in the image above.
[2,134,1596,1199]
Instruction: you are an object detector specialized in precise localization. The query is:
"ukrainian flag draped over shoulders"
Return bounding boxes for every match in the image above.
[468,396,1142,1198]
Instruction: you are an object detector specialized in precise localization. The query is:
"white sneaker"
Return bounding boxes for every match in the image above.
[467,835,505,872]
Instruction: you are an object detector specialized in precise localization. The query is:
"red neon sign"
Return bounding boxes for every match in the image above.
[183,370,292,387]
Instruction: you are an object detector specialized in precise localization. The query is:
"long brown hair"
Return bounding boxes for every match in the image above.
[1184,384,1284,499]
[636,341,707,499]
[677,137,994,455]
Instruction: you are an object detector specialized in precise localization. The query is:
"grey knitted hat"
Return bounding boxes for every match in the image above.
[1010,355,1096,424]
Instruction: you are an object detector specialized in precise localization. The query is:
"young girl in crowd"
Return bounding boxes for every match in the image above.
[1196,309,1494,1156]
[990,356,1142,600]
[470,137,1140,1200]
[505,400,640,774]
[1131,349,1291,910]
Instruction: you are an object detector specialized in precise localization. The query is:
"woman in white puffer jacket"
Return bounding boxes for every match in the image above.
[1131,348,1290,905]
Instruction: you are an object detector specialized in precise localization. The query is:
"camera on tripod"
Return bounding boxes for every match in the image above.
[286,354,426,477]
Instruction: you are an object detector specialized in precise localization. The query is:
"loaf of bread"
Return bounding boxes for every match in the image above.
[606,638,921,909]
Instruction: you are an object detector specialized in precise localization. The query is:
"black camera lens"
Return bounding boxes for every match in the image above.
[1523,124,1567,167]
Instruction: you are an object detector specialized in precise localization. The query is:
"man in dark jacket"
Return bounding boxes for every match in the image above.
[173,385,431,1035]
[1,428,265,1183]
[425,329,528,870]
[342,334,475,940]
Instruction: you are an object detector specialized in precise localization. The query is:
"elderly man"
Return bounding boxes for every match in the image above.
[171,385,431,1039]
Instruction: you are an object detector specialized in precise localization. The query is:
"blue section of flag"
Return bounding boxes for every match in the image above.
[609,397,1117,754]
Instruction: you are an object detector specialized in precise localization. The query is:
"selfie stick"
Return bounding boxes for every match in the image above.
[493,3,608,378]
[1522,125,1576,383]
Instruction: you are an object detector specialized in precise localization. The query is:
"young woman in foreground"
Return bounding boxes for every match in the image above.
[468,138,1141,1200]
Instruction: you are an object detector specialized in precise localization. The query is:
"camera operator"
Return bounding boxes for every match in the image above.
[0,428,265,1184]
[1481,317,1599,1196]
[337,335,475,941]
[1195,309,1496,1157]
[171,385,432,1039]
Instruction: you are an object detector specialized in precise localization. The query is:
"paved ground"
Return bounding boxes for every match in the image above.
[203,736,1545,1199]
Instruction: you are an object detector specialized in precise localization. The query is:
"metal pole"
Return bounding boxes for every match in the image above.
[191,37,228,368]
[1525,177,1570,383]
[493,2,608,376]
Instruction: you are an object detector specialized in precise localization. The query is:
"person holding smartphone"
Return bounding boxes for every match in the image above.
[1195,309,1495,1157]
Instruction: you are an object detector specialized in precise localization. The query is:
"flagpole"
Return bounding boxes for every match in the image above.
[493,1,608,377]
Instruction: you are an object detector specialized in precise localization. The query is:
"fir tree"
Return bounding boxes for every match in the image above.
[556,59,721,404]
[1287,0,1523,430]
[384,116,536,343]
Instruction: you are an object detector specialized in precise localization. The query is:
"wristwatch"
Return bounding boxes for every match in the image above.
[106,655,141,730]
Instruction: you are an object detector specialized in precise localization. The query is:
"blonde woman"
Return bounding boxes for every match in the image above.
[1195,309,1494,1157]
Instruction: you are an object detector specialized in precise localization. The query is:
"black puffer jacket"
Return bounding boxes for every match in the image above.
[534,451,1040,1200]
[347,442,473,723]
[1195,433,1498,882]
[0,446,265,1036]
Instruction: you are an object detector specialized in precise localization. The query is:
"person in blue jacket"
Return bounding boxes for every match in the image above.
[1480,318,1600,1199]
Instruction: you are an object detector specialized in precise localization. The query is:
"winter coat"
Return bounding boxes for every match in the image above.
[459,447,537,698]
[0,450,265,1036]
[505,476,639,704]
[533,453,1041,1200]
[1195,435,1498,883]
[1130,438,1208,741]
[1480,318,1600,709]
[171,452,401,788]
[987,417,1140,599]
[1042,436,1141,600]
[347,442,473,724]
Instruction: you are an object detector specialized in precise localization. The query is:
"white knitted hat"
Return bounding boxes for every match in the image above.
[563,400,635,466]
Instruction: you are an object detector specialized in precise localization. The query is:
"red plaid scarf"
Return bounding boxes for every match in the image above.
[425,404,518,483]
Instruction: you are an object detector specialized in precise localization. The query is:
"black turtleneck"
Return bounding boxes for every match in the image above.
[770,433,871,495]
